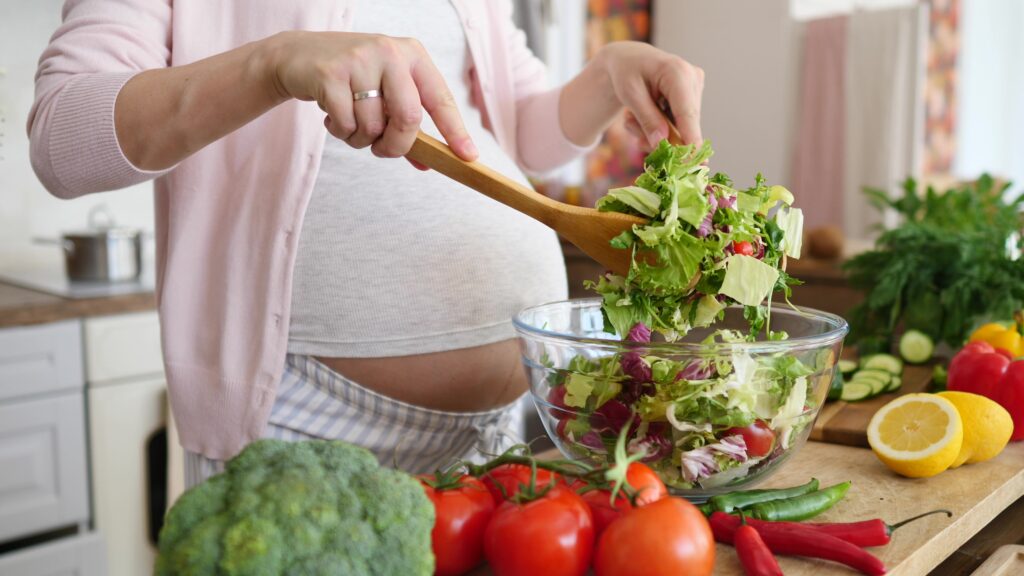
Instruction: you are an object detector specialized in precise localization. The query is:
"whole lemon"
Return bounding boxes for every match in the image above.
[936,391,1013,467]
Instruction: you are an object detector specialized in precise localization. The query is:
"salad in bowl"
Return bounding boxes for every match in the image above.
[513,140,847,497]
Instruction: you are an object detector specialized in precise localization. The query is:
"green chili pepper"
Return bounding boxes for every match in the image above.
[747,481,851,522]
[697,502,713,516]
[709,478,819,513]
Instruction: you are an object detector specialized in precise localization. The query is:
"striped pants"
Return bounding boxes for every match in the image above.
[185,354,524,488]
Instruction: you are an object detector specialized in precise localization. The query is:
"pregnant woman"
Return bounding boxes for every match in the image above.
[29,0,704,486]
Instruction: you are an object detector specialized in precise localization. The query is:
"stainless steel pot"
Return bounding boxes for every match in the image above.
[37,206,144,282]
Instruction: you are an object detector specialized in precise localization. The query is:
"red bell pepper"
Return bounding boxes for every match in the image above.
[947,341,1024,440]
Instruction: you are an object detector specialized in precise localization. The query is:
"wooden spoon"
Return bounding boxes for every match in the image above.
[407,131,645,276]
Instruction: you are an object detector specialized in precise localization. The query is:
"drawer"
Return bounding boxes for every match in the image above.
[0,393,89,543]
[84,312,163,385]
[0,320,83,402]
[0,533,107,576]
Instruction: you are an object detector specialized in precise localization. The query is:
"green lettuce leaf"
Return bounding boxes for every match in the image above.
[775,207,804,259]
[719,255,780,306]
[597,186,663,217]
[637,233,703,294]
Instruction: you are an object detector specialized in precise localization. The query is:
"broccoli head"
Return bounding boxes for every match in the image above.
[155,439,434,575]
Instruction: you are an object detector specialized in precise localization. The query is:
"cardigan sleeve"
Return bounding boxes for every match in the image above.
[27,0,173,199]
[496,1,597,175]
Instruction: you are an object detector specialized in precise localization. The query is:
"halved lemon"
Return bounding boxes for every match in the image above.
[867,393,963,478]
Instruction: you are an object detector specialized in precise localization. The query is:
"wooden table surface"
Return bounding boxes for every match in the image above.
[711,441,1024,575]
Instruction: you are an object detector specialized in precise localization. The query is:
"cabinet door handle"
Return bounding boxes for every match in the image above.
[146,427,168,546]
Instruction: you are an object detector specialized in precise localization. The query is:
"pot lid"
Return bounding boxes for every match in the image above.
[63,204,142,238]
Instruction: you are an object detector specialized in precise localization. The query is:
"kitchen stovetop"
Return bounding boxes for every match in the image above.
[0,263,155,300]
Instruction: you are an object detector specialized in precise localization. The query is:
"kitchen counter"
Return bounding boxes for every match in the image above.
[474,442,1024,575]
[711,441,1024,575]
[0,281,155,328]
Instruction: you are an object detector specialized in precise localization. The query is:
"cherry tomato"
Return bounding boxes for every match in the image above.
[419,475,496,576]
[480,464,561,503]
[733,240,755,256]
[484,485,594,576]
[571,462,668,536]
[724,420,775,457]
[594,497,715,576]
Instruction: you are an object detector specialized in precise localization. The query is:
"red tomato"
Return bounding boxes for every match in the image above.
[571,462,668,536]
[724,420,775,457]
[419,475,496,576]
[594,497,715,576]
[733,240,755,256]
[480,464,561,502]
[484,485,595,576]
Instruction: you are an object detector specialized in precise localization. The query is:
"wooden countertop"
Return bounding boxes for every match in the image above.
[711,441,1024,575]
[0,281,156,328]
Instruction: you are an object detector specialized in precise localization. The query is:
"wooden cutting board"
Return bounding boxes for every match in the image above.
[809,363,936,447]
[970,545,1024,576]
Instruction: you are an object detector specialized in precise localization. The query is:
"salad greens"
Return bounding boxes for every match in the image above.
[550,140,822,490]
[588,140,803,341]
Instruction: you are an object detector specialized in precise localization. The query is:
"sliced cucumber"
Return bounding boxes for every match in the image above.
[899,330,935,364]
[861,354,904,375]
[840,381,874,402]
[828,369,844,401]
[851,372,891,396]
[838,359,858,375]
[885,375,903,393]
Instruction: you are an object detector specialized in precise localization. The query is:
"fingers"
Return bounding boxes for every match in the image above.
[410,52,477,161]
[619,78,669,148]
[348,79,387,149]
[372,60,422,158]
[320,80,357,141]
[406,158,430,171]
[622,110,646,143]
[657,58,704,145]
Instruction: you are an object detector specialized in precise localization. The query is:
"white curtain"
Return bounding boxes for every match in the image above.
[842,4,928,238]
[955,0,1024,199]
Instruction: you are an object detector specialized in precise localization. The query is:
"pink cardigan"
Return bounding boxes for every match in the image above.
[29,0,588,460]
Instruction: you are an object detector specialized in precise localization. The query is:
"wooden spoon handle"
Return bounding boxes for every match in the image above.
[407,131,563,228]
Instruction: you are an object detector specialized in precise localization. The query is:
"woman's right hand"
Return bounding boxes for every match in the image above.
[264,31,478,162]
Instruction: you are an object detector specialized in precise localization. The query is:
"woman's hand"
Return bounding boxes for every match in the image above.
[560,41,704,149]
[266,31,478,161]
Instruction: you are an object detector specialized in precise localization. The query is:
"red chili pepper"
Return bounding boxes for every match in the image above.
[711,512,887,575]
[803,509,952,547]
[713,509,951,548]
[735,513,783,576]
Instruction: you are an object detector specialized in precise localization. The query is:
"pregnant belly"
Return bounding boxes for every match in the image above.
[315,339,528,412]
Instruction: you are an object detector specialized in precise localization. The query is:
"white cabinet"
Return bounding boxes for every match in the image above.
[87,376,167,576]
[0,393,89,542]
[83,310,182,576]
[0,320,83,402]
[83,312,163,384]
[0,309,179,576]
[0,533,107,576]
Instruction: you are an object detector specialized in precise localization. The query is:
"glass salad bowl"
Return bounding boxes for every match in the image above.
[513,299,848,500]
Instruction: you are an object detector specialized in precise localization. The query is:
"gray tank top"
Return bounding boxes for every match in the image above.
[287,0,568,358]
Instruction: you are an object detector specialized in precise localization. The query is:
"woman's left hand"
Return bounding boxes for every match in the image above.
[560,41,704,148]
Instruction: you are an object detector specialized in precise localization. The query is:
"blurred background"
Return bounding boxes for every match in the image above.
[0,0,1021,574]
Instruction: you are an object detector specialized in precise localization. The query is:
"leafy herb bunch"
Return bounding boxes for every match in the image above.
[844,175,1024,350]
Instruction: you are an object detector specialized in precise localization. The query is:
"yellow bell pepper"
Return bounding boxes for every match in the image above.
[970,313,1024,358]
